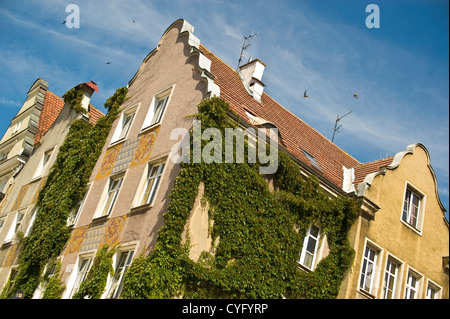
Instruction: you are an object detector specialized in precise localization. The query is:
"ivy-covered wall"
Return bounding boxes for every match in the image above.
[0,86,128,299]
[120,97,359,299]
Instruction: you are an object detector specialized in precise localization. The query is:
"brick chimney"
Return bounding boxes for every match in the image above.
[239,58,266,101]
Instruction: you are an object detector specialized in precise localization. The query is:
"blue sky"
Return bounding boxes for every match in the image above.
[0,0,448,215]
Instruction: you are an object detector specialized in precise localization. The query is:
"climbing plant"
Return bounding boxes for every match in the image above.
[121,97,359,299]
[62,86,86,114]
[72,245,115,299]
[0,87,128,299]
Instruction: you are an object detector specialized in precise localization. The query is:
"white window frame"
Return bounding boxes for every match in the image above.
[104,248,135,299]
[94,175,124,219]
[67,254,94,299]
[25,207,38,237]
[4,209,26,243]
[358,239,383,297]
[401,182,425,234]
[132,158,167,209]
[425,279,442,299]
[110,104,139,145]
[33,148,54,179]
[67,184,91,227]
[141,86,174,132]
[381,255,403,299]
[404,267,423,299]
[298,224,322,271]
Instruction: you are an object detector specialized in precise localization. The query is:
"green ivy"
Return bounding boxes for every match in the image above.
[72,245,115,299]
[0,87,128,299]
[41,259,64,299]
[62,87,86,114]
[121,97,359,299]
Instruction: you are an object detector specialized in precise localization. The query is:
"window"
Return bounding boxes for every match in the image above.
[402,187,423,229]
[359,246,378,294]
[404,270,422,299]
[141,89,172,131]
[382,258,400,299]
[69,257,93,298]
[67,186,90,226]
[426,281,441,299]
[138,162,165,206]
[107,249,134,298]
[298,224,321,270]
[110,110,136,144]
[301,148,323,173]
[25,208,38,237]
[99,176,123,217]
[34,149,53,178]
[4,210,25,243]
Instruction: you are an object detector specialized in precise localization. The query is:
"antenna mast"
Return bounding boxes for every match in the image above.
[236,32,259,71]
[331,110,352,143]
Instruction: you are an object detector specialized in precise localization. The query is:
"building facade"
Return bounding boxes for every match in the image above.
[339,144,449,299]
[0,80,102,295]
[0,19,447,299]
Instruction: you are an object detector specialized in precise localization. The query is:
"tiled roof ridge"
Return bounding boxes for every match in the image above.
[260,90,360,165]
[199,43,363,188]
[357,156,394,167]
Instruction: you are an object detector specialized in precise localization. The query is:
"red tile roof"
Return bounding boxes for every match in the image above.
[200,45,361,189]
[354,157,394,186]
[34,90,65,146]
[85,81,99,93]
[33,90,105,146]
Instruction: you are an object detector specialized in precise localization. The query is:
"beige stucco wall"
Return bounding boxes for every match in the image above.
[339,145,449,299]
[0,102,79,290]
[58,20,211,292]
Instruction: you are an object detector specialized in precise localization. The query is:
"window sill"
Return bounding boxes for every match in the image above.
[400,219,423,236]
[91,214,109,223]
[357,289,376,299]
[140,123,161,135]
[108,138,126,148]
[129,203,153,214]
[297,262,314,272]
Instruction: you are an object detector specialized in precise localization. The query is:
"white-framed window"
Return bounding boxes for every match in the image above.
[96,175,124,218]
[382,256,402,299]
[4,209,25,243]
[67,185,90,227]
[12,120,22,135]
[404,268,423,299]
[298,224,321,270]
[359,242,382,295]
[141,87,173,131]
[25,207,38,237]
[110,106,138,145]
[425,280,442,299]
[106,249,135,299]
[138,162,165,207]
[33,148,54,178]
[401,184,425,231]
[69,256,93,298]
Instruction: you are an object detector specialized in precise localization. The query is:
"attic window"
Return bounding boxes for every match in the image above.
[301,148,323,173]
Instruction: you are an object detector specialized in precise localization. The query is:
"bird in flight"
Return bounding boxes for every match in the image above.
[106,62,112,64]
[62,20,66,24]
[353,92,359,99]
[303,90,309,98]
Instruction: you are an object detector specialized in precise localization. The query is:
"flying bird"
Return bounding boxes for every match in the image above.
[133,20,136,23]
[353,92,359,99]
[106,62,111,64]
[62,20,66,24]
[303,90,309,98]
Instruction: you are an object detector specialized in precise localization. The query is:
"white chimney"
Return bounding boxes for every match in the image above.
[239,59,266,101]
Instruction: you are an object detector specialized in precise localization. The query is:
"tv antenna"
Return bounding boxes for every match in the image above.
[236,32,259,71]
[331,110,352,143]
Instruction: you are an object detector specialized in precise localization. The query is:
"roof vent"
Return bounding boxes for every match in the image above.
[239,59,266,101]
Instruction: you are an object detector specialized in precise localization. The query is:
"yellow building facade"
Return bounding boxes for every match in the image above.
[339,143,449,299]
